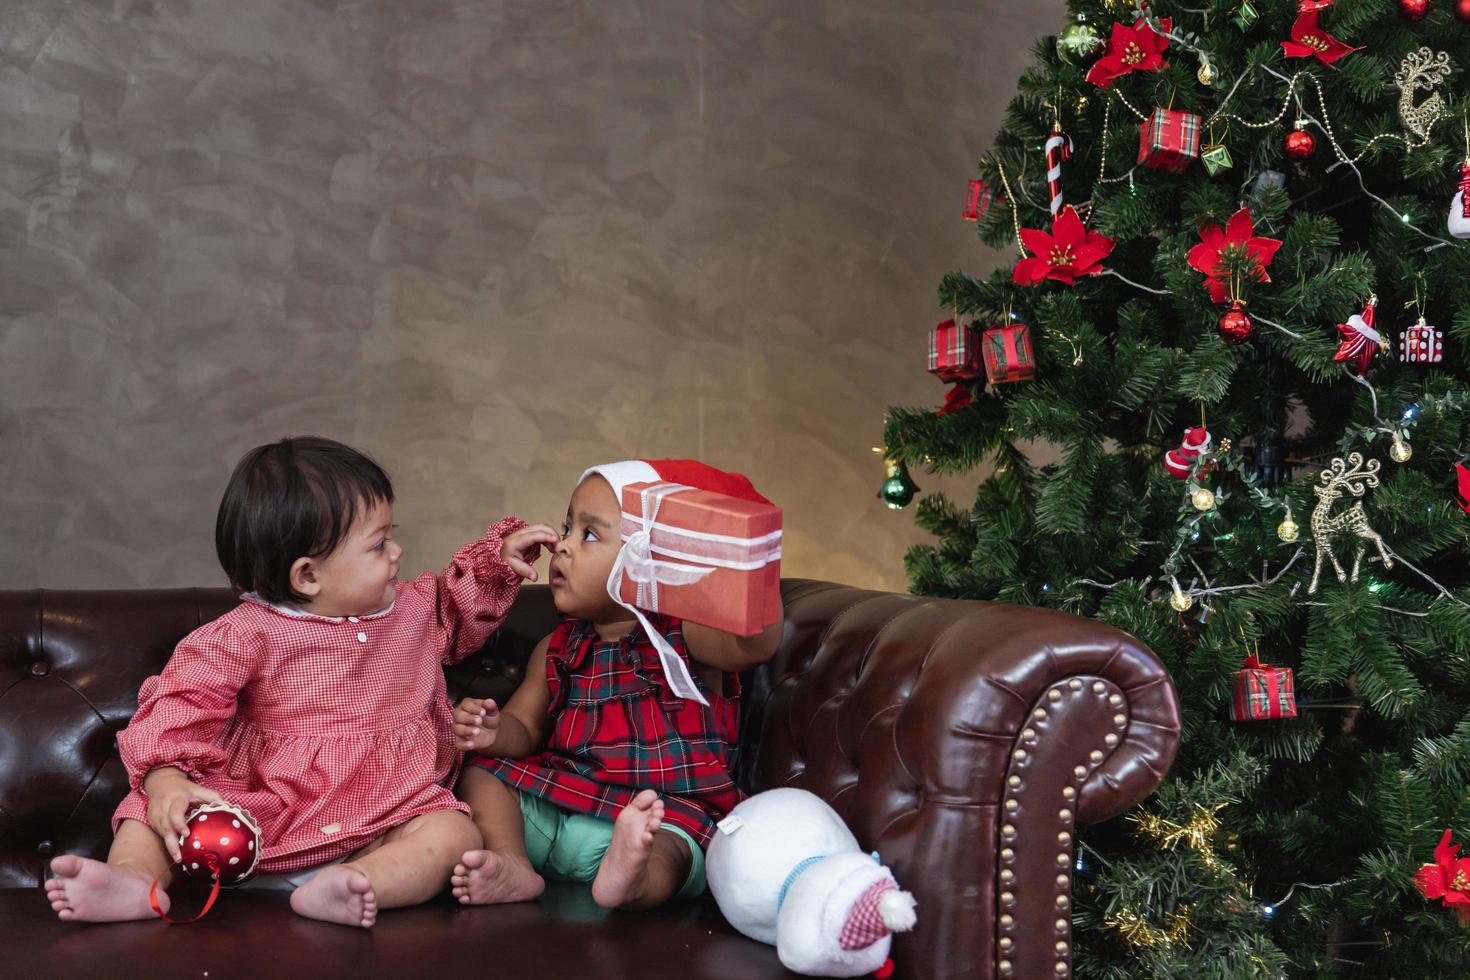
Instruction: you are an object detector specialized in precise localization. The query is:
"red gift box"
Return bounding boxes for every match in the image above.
[1229,654,1297,721]
[928,318,983,382]
[982,322,1035,383]
[614,481,783,639]
[962,178,994,221]
[1399,318,1443,363]
[1137,108,1202,174]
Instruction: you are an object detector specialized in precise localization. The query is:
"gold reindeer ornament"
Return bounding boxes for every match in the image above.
[1394,47,1452,143]
[1308,453,1393,595]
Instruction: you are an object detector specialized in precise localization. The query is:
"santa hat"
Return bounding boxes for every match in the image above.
[579,459,772,507]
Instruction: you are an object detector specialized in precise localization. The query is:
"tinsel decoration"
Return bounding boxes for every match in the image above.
[1105,906,1192,949]
[1130,803,1226,870]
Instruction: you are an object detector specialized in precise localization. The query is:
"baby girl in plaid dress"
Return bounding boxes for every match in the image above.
[451,460,783,910]
[44,437,558,928]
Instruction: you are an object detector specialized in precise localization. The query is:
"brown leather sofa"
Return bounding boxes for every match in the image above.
[0,580,1179,979]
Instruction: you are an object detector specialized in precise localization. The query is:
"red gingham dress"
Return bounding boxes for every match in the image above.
[111,518,527,873]
[470,614,742,848]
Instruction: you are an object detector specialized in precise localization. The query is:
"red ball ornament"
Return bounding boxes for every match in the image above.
[1457,0,1470,20]
[176,802,262,886]
[1400,0,1431,19]
[1284,127,1316,161]
[1218,301,1254,344]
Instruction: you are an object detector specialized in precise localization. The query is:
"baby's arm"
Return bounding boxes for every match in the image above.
[453,634,553,759]
[423,519,560,665]
[118,619,257,857]
[682,597,786,672]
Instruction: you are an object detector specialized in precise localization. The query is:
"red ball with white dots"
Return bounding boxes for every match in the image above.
[1284,127,1316,161]
[1400,0,1431,19]
[176,802,263,885]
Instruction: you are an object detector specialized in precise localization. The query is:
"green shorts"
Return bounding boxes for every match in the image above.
[515,790,706,900]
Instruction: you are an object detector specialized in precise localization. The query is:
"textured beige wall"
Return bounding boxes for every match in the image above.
[0,0,1063,593]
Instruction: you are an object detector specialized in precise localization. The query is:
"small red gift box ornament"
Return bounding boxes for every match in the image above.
[1400,317,1443,363]
[1230,653,1297,721]
[927,318,983,382]
[1137,107,1202,174]
[962,178,994,221]
[982,322,1035,384]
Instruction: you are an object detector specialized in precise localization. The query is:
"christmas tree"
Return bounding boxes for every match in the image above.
[884,1,1470,975]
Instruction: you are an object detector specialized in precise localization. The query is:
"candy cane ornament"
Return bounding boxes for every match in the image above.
[1045,122,1073,219]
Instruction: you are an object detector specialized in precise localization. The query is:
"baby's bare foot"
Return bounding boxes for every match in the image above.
[289,865,377,928]
[44,854,164,922]
[450,849,545,905]
[592,789,663,908]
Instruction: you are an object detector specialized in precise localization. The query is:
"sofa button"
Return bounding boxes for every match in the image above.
[37,840,55,857]
[29,660,50,677]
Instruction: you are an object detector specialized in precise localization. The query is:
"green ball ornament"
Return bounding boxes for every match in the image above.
[879,459,921,510]
[1057,22,1103,65]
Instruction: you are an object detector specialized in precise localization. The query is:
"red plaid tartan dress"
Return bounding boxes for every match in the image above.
[472,614,742,847]
[111,518,527,873]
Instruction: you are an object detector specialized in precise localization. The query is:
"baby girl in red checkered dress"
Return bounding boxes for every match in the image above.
[450,461,783,911]
[44,437,558,928]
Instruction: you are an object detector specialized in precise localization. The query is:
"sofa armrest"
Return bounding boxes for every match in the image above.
[747,580,1180,980]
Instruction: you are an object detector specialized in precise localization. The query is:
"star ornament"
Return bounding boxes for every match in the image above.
[1334,296,1385,375]
[1280,2,1359,67]
[1086,17,1171,88]
[1013,206,1115,287]
[1185,208,1282,304]
[1414,829,1470,925]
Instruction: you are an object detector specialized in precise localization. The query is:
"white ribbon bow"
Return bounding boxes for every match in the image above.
[605,483,716,705]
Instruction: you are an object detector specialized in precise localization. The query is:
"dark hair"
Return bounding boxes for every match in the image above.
[215,437,394,604]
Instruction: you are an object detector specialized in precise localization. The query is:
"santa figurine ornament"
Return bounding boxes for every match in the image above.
[707,788,917,977]
[150,801,263,923]
[1448,161,1470,239]
[1164,427,1213,479]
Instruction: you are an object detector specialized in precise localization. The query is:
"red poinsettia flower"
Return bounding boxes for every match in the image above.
[1186,208,1282,304]
[1086,17,1172,88]
[1013,206,1115,287]
[1280,6,1359,66]
[1414,829,1470,925]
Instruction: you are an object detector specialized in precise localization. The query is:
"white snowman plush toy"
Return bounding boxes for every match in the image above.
[706,788,917,978]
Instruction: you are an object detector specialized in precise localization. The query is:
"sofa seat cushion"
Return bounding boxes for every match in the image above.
[4,882,797,979]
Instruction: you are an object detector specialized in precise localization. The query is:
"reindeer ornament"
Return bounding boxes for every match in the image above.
[1308,453,1394,595]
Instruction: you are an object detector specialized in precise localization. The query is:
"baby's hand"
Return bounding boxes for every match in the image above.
[453,697,501,752]
[500,524,559,582]
[142,768,226,862]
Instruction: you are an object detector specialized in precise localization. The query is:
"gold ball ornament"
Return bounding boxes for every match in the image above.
[1389,433,1412,463]
[1191,487,1216,511]
[1169,588,1194,612]
[1196,59,1218,86]
[1277,519,1299,543]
